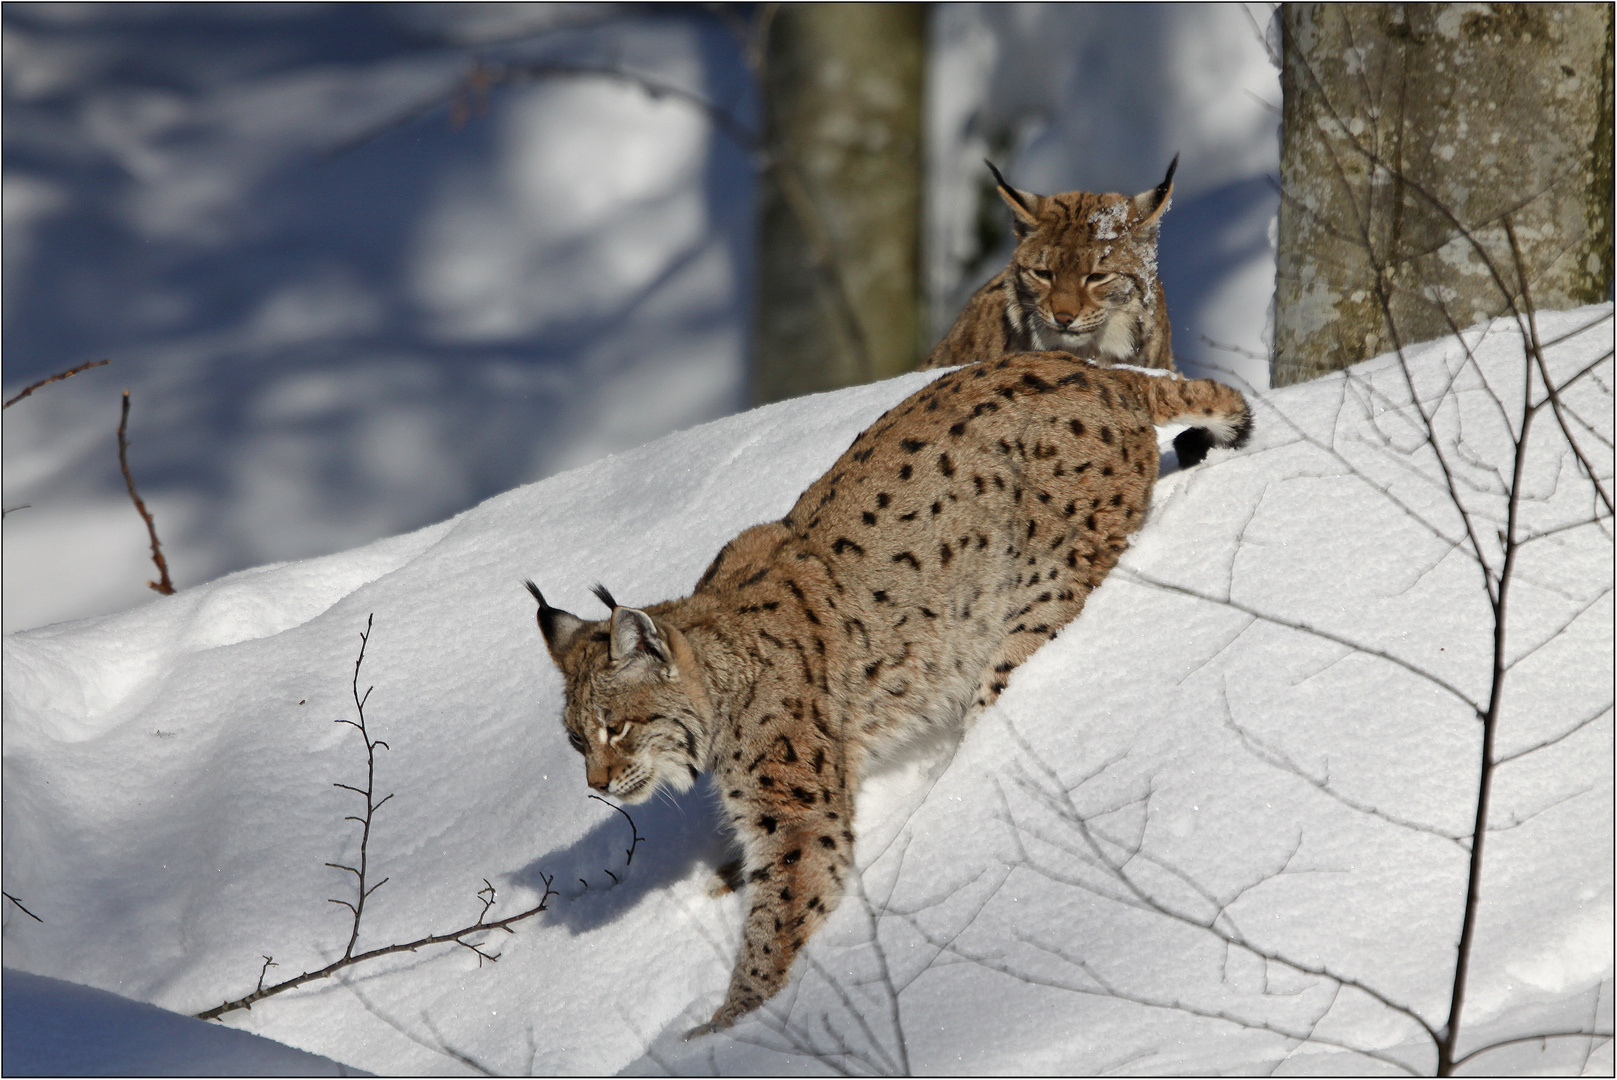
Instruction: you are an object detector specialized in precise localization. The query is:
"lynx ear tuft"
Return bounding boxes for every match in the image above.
[610,606,671,667]
[525,580,587,663]
[986,159,1042,237]
[1132,153,1178,230]
[590,583,619,611]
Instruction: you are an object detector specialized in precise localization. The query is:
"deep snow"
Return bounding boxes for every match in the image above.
[2,969,359,1076]
[3,309,1612,1075]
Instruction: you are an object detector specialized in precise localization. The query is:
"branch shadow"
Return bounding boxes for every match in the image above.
[510,781,734,934]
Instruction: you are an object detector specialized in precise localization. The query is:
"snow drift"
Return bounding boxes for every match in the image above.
[4,310,1612,1075]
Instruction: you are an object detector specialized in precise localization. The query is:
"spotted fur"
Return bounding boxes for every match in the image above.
[922,159,1179,372]
[527,353,1249,1036]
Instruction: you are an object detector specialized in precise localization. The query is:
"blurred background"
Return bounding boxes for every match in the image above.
[3,3,1279,631]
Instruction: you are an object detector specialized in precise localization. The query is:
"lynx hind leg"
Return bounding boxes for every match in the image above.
[972,581,1096,709]
[687,821,852,1037]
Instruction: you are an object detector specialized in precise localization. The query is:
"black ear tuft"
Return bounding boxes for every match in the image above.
[1156,153,1179,204]
[985,158,1040,233]
[590,583,618,611]
[1134,153,1179,227]
[525,579,586,660]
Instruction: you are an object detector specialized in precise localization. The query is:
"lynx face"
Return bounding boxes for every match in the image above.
[919,159,1179,372]
[528,586,710,804]
[1002,163,1173,361]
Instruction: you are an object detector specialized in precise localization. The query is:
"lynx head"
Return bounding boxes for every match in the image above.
[988,156,1176,358]
[525,581,711,804]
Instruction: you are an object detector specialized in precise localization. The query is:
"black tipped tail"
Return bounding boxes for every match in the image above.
[1173,409,1252,467]
[1172,428,1216,468]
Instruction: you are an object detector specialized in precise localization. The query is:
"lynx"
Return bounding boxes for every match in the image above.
[921,159,1180,372]
[526,353,1250,1036]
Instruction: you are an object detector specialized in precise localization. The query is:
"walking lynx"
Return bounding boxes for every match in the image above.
[921,159,1179,371]
[527,354,1250,1036]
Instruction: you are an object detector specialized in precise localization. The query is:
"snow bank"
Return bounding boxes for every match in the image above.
[4,310,1612,1075]
[2,969,357,1076]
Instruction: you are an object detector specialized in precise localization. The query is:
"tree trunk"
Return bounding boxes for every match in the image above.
[1273,3,1614,387]
[751,3,926,405]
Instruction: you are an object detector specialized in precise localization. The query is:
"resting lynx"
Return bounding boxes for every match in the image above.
[526,354,1250,1036]
[921,159,1179,371]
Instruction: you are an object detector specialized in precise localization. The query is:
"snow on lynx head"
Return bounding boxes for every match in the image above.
[920,158,1179,371]
[993,156,1176,360]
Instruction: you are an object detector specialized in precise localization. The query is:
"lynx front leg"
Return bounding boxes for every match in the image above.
[686,823,851,1038]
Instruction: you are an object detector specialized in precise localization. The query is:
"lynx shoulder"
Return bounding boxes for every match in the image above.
[922,160,1179,372]
[526,354,1250,1036]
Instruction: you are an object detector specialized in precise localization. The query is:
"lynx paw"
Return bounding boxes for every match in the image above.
[684,990,763,1039]
[683,1017,732,1041]
[706,857,745,897]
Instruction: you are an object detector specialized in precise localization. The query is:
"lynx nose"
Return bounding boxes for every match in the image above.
[1051,308,1079,328]
[587,763,612,791]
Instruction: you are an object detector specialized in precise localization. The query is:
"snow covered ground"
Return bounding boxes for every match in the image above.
[2,969,358,1076]
[3,4,1280,633]
[4,308,1611,1075]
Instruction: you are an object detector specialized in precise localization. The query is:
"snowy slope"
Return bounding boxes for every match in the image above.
[4,310,1612,1076]
[2,969,359,1076]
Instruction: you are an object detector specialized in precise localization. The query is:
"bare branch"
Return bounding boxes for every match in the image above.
[587,794,645,866]
[117,391,176,596]
[1450,1029,1615,1070]
[1116,569,1480,714]
[255,956,277,995]
[198,874,558,1021]
[3,358,111,409]
[3,892,44,923]
[1493,702,1614,767]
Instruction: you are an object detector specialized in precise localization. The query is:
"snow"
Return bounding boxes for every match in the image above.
[3,6,755,631]
[4,307,1611,1075]
[5,5,1280,633]
[2,969,359,1076]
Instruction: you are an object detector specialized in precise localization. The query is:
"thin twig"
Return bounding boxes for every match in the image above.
[255,956,278,994]
[331,614,389,960]
[587,794,645,866]
[3,892,43,923]
[117,391,175,595]
[196,874,558,1021]
[1449,1029,1616,1070]
[3,358,110,409]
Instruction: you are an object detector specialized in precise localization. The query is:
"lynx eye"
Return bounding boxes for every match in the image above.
[1027,267,1054,282]
[566,730,586,754]
[1086,272,1116,285]
[606,721,626,738]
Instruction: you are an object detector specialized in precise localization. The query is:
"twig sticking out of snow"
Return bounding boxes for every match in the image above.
[587,794,646,867]
[326,614,392,960]
[116,390,175,596]
[194,616,559,1023]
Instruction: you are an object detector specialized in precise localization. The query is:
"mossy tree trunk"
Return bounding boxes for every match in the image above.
[751,3,926,405]
[1273,3,1614,387]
